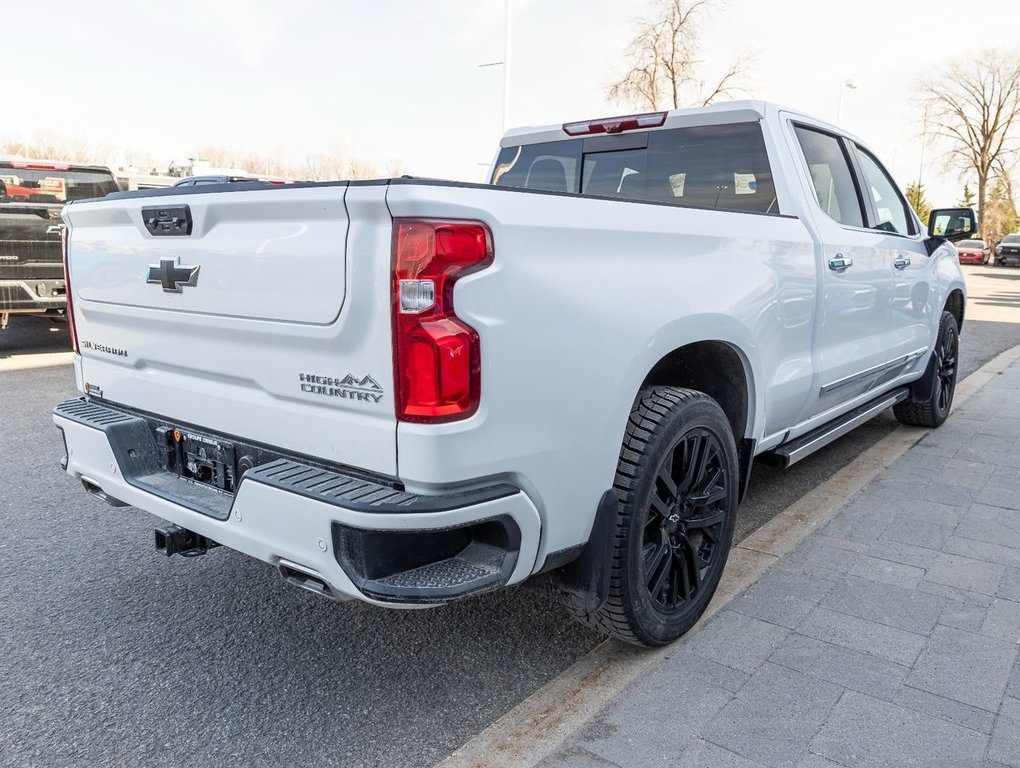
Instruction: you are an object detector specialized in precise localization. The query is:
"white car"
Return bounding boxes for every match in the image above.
[54,101,971,646]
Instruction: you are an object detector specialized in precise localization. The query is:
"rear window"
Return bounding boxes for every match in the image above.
[491,121,779,215]
[958,240,985,248]
[0,165,118,204]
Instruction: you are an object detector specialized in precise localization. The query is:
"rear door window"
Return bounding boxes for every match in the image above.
[492,121,779,214]
[793,126,864,228]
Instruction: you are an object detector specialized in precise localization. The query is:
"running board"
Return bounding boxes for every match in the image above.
[761,387,910,468]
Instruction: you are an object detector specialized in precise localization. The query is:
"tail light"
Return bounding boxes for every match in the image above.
[61,226,79,353]
[392,219,493,423]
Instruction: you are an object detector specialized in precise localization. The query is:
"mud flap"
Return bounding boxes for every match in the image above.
[540,489,618,616]
[908,349,938,404]
[738,438,755,503]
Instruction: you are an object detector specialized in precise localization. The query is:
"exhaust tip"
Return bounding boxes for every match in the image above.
[278,559,339,601]
[80,477,129,507]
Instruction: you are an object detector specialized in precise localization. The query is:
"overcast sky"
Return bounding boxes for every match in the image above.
[4,0,1019,205]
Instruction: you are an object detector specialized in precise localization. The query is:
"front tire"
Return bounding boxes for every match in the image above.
[580,387,738,647]
[893,310,959,428]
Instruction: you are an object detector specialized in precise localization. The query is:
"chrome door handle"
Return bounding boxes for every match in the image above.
[893,255,911,270]
[828,255,852,271]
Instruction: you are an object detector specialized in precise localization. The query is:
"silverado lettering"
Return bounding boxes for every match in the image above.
[79,340,128,357]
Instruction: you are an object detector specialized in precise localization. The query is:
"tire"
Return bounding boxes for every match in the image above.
[893,310,959,428]
[578,387,739,647]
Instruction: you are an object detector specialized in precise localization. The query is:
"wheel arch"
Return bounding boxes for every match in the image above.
[944,287,965,335]
[638,338,757,442]
[632,332,760,503]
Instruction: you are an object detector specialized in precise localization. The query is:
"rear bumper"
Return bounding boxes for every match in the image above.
[54,398,541,606]
[0,277,66,312]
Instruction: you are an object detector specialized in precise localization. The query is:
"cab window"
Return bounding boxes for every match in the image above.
[492,122,779,214]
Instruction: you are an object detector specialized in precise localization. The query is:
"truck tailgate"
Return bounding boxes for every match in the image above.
[62,183,398,476]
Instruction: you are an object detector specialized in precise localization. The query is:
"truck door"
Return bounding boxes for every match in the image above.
[790,124,893,419]
[847,143,933,381]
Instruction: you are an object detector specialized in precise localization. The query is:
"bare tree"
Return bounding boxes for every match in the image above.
[920,51,1020,229]
[2,134,397,183]
[303,151,380,181]
[608,0,750,111]
[0,135,111,165]
[981,160,1019,247]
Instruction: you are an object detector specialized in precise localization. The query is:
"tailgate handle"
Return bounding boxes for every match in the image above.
[142,205,192,236]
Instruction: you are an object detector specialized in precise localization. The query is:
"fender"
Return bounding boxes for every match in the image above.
[615,314,763,441]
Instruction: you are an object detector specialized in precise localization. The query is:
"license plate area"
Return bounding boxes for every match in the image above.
[159,426,236,493]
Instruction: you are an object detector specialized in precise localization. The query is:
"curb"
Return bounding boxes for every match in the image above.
[0,351,74,373]
[437,342,1020,768]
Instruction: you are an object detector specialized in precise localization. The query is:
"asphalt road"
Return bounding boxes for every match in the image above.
[2,264,1018,768]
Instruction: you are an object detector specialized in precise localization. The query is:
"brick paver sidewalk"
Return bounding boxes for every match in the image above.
[540,360,1020,768]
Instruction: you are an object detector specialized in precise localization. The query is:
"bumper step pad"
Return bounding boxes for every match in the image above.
[55,398,526,603]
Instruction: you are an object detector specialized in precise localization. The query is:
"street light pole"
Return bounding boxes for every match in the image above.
[479,0,513,134]
[835,79,857,125]
[503,0,512,133]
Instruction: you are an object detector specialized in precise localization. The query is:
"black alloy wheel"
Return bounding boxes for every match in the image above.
[934,318,958,414]
[642,428,728,612]
[578,387,738,647]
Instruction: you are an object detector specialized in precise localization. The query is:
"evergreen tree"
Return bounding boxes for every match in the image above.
[904,182,931,225]
[958,182,976,208]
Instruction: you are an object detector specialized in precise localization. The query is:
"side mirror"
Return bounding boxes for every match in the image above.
[928,208,978,241]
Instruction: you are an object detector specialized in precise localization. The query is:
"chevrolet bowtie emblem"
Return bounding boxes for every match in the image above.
[146,258,200,292]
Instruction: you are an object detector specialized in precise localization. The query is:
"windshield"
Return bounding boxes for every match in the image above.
[1003,235,1020,244]
[958,240,985,248]
[0,165,118,204]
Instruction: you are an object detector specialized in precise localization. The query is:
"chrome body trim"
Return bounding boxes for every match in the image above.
[820,347,928,395]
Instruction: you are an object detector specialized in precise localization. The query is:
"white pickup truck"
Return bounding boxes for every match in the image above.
[55,101,973,647]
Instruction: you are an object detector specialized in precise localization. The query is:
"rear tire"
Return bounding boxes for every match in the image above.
[578,387,738,647]
[893,311,959,428]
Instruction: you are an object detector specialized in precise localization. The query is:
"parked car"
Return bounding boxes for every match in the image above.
[994,233,1020,266]
[54,101,970,647]
[172,175,292,187]
[0,158,118,329]
[955,238,990,265]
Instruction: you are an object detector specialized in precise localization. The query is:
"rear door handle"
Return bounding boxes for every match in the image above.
[828,255,852,271]
[893,255,911,270]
